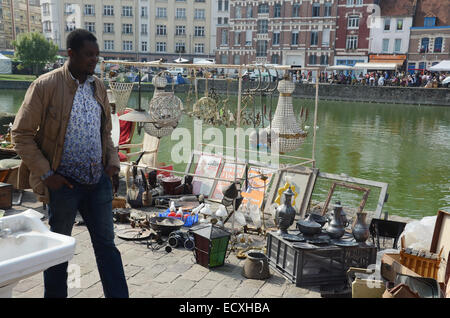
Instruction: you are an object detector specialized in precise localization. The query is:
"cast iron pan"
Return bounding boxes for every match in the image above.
[149,216,184,236]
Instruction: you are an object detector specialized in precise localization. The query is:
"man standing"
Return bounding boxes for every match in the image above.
[11,29,128,298]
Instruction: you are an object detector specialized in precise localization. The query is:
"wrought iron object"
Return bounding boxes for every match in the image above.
[352,212,370,242]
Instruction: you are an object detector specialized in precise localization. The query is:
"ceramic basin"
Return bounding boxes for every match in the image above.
[0,209,76,297]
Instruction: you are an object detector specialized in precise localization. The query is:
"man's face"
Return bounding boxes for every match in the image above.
[68,40,99,75]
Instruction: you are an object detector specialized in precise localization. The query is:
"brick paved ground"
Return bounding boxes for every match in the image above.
[7,190,322,299]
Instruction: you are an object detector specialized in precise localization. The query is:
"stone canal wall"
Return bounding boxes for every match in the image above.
[1,79,449,106]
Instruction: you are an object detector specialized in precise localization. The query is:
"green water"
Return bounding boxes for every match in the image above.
[1,88,449,219]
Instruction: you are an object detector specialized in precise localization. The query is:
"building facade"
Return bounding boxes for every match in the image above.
[407,0,450,72]
[211,0,230,60]
[0,0,42,50]
[216,0,338,68]
[334,0,377,67]
[41,0,214,61]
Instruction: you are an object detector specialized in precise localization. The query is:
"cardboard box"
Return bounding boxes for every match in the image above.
[381,253,421,282]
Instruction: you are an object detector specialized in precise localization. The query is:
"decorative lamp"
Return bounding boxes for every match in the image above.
[270,77,307,154]
[143,74,183,138]
[189,224,231,268]
[221,182,238,207]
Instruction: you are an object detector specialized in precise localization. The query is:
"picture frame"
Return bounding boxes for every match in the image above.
[430,210,450,283]
[190,153,223,197]
[264,165,319,219]
[209,160,247,202]
[320,181,371,216]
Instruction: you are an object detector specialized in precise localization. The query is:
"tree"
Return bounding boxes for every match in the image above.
[12,32,58,76]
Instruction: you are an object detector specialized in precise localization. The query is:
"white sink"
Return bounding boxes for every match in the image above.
[0,209,76,298]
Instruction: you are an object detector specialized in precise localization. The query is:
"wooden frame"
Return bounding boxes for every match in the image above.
[315,172,388,218]
[264,165,319,219]
[430,210,450,283]
[320,181,371,216]
[209,160,247,203]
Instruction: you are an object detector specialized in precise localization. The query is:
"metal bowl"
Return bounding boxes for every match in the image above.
[148,216,184,236]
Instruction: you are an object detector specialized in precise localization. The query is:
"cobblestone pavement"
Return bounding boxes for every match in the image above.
[7,190,323,299]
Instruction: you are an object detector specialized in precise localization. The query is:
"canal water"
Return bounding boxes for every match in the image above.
[1,88,449,219]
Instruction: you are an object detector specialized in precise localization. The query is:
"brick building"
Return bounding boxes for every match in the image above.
[216,0,338,69]
[334,0,377,67]
[407,0,450,72]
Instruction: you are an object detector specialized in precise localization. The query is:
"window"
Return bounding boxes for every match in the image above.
[434,37,443,52]
[224,0,229,11]
[234,55,240,65]
[85,22,95,33]
[346,0,354,6]
[320,55,329,65]
[346,35,358,49]
[84,4,95,16]
[195,9,206,20]
[234,32,241,45]
[418,62,426,70]
[394,39,401,52]
[141,41,148,52]
[424,17,436,27]
[141,7,148,17]
[64,3,74,15]
[122,24,133,34]
[104,40,114,51]
[408,62,416,73]
[65,21,76,32]
[218,17,222,25]
[257,20,268,34]
[258,4,269,14]
[246,5,253,18]
[103,5,114,16]
[175,25,186,36]
[274,3,281,18]
[291,32,299,45]
[235,6,242,18]
[323,2,332,17]
[384,18,390,31]
[420,37,429,53]
[43,21,51,32]
[382,39,389,52]
[273,32,280,45]
[176,8,186,19]
[220,55,228,64]
[175,42,185,53]
[271,54,280,64]
[311,31,318,46]
[156,25,167,36]
[104,23,114,33]
[123,41,133,51]
[322,29,330,46]
[157,7,167,18]
[397,19,403,30]
[312,3,320,17]
[156,42,166,52]
[42,3,50,16]
[194,26,205,37]
[246,30,252,45]
[309,54,317,65]
[292,4,300,17]
[224,17,228,24]
[122,6,133,17]
[194,43,205,53]
[218,0,222,11]
[356,0,363,5]
[256,40,268,57]
[348,16,359,29]
[141,24,148,35]
[221,29,228,45]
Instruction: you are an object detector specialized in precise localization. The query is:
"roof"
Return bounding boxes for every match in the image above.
[380,0,417,17]
[413,0,450,27]
[190,224,231,239]
[428,60,450,72]
[353,62,401,70]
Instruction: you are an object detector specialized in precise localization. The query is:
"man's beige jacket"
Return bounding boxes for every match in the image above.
[11,62,120,203]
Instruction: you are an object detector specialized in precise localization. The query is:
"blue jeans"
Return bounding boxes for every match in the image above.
[43,173,129,298]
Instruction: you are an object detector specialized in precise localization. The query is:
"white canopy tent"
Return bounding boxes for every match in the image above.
[174,57,189,63]
[0,54,12,74]
[429,60,450,72]
[327,65,354,71]
[353,62,400,70]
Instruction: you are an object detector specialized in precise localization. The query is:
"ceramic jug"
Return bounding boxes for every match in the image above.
[242,252,271,280]
[352,212,370,242]
[326,204,346,239]
[275,187,296,234]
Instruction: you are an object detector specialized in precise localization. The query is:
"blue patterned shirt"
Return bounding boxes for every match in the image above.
[56,74,103,184]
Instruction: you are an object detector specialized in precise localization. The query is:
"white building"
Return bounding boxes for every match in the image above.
[369,16,413,55]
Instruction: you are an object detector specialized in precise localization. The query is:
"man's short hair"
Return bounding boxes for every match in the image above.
[66,29,97,52]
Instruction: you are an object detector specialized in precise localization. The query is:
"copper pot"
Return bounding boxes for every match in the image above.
[160,176,182,195]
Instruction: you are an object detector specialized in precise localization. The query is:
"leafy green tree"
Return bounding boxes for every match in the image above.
[12,32,58,77]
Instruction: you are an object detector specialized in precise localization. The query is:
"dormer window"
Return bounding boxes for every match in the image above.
[424,17,436,27]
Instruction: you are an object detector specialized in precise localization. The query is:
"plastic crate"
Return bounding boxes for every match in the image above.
[159,209,199,227]
[266,231,377,287]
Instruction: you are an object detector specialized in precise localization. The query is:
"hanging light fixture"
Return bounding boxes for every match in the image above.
[269,75,307,154]
[143,73,183,138]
